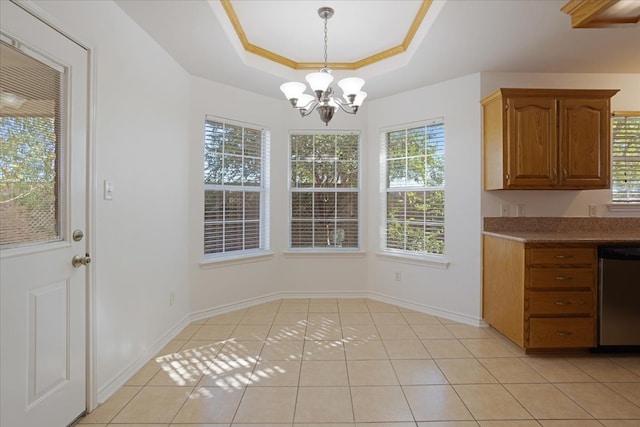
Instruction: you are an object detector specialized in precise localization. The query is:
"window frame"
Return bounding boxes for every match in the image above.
[287,130,362,252]
[610,111,640,210]
[380,118,446,262]
[202,116,270,263]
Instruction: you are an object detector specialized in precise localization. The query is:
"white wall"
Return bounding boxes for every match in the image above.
[30,0,192,398]
[187,76,285,312]
[278,103,370,297]
[366,74,484,324]
[187,77,370,313]
[480,72,640,219]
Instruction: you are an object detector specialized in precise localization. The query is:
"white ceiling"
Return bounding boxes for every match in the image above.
[114,0,640,101]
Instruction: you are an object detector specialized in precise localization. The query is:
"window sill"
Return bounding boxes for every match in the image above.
[608,203,640,213]
[200,250,274,269]
[282,249,366,258]
[376,251,450,269]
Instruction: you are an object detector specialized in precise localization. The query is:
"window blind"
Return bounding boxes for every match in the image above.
[204,118,269,256]
[383,120,445,255]
[0,41,65,248]
[289,132,359,249]
[612,113,640,203]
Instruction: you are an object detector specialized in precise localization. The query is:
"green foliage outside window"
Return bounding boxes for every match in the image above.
[204,119,265,255]
[612,114,640,203]
[289,132,359,249]
[0,117,59,246]
[385,122,445,255]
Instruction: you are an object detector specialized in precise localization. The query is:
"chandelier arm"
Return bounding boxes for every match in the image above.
[333,97,358,115]
[298,100,320,117]
[297,97,317,110]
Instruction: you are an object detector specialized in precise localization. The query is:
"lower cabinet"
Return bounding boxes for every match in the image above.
[483,235,597,351]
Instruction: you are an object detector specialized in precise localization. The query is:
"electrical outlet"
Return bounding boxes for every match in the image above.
[169,292,175,306]
[589,205,598,217]
[395,272,402,282]
[517,204,526,217]
[500,204,510,217]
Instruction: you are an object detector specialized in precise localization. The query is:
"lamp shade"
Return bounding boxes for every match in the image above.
[351,91,367,107]
[337,77,365,96]
[305,72,334,92]
[280,82,306,100]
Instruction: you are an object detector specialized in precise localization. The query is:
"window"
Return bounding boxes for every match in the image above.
[204,117,269,257]
[612,112,640,203]
[383,119,445,255]
[289,132,359,249]
[0,41,64,248]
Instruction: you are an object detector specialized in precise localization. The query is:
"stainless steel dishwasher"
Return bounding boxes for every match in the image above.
[598,246,640,347]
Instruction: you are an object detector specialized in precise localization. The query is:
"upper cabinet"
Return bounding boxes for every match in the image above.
[482,88,619,190]
[561,0,640,28]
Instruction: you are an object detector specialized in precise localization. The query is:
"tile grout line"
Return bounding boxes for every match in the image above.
[288,300,308,425]
[337,301,358,425]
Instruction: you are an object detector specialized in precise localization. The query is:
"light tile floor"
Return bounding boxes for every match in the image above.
[79,298,640,426]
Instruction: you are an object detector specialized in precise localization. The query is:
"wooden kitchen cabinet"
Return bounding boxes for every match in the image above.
[482,88,618,190]
[483,235,597,351]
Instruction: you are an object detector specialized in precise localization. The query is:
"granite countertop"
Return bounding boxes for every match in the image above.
[482,230,640,243]
[483,217,640,244]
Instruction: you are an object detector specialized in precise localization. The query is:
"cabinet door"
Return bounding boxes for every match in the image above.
[559,97,610,188]
[506,96,558,188]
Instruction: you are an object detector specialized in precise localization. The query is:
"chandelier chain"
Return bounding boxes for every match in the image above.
[323,14,328,68]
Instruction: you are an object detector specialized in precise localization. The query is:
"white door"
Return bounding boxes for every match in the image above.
[0,2,89,426]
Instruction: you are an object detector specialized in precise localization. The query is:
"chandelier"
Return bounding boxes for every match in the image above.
[280,7,367,126]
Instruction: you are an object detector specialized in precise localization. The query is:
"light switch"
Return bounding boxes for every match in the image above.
[104,180,113,200]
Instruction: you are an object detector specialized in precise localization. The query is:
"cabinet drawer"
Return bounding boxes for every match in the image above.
[529,318,595,348]
[529,248,595,265]
[529,268,595,289]
[528,291,594,315]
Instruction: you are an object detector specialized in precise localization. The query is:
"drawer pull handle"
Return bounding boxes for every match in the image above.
[554,300,572,305]
[555,255,573,259]
[554,276,572,281]
[555,331,573,337]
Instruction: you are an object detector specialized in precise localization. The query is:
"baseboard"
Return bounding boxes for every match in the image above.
[189,290,369,323]
[367,291,485,327]
[189,292,283,323]
[95,313,191,404]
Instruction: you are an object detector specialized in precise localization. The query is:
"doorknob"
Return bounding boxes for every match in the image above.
[72,253,91,268]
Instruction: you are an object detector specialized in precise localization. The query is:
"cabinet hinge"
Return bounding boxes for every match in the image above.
[505,102,509,111]
[505,173,509,181]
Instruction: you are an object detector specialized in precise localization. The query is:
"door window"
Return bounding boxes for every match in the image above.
[0,40,66,248]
